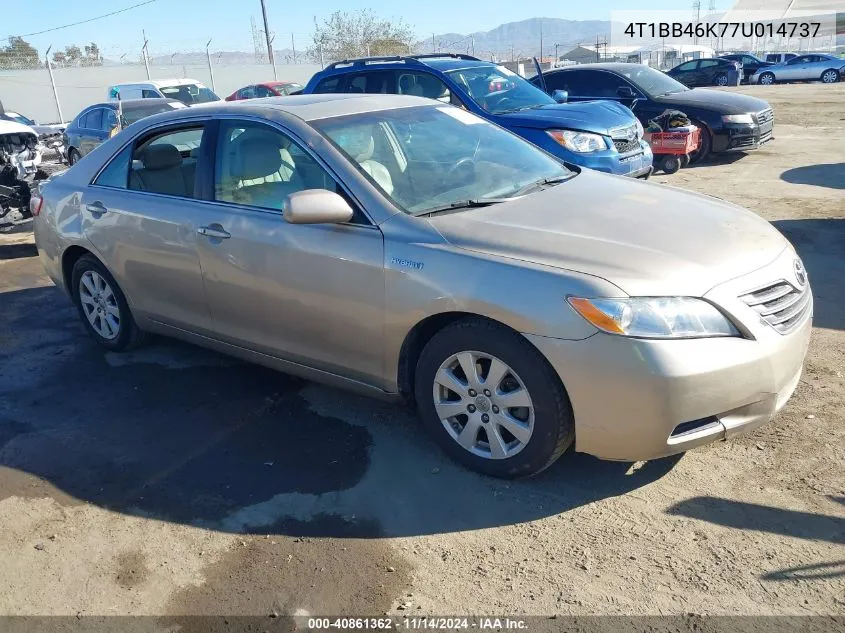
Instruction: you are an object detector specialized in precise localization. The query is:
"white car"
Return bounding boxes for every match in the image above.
[0,110,66,137]
[107,79,221,106]
[0,119,42,179]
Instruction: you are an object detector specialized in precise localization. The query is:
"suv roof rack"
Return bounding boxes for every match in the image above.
[325,53,481,70]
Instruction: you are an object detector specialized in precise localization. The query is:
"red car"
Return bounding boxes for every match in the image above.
[224,81,304,101]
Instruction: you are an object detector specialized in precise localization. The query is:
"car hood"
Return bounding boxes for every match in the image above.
[428,170,788,297]
[494,100,635,134]
[653,88,770,114]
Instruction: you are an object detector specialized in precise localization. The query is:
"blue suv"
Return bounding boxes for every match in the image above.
[302,54,652,178]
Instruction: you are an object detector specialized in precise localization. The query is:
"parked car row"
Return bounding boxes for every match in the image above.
[665,53,844,87]
[31,75,812,477]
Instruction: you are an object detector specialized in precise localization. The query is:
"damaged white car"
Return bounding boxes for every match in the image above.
[0,119,43,179]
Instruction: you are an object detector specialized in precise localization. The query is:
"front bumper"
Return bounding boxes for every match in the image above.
[525,251,812,462]
[568,141,653,178]
[714,121,774,153]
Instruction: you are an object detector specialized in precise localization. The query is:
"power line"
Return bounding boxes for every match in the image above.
[4,0,160,39]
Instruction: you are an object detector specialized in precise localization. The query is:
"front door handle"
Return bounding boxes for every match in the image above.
[86,201,108,216]
[197,225,231,240]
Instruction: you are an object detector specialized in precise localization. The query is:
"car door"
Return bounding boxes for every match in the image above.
[670,61,700,87]
[194,118,386,383]
[780,56,810,81]
[79,108,105,156]
[80,121,216,334]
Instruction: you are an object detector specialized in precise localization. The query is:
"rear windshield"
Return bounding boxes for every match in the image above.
[158,84,220,105]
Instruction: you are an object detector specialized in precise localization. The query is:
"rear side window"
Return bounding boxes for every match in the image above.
[102,109,118,132]
[128,126,204,198]
[75,112,88,129]
[698,60,719,69]
[676,61,698,71]
[94,144,133,188]
[314,76,343,93]
[141,89,159,98]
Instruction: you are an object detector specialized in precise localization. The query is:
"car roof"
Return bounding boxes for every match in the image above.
[544,63,633,73]
[144,93,435,123]
[83,98,180,111]
[111,78,206,88]
[319,55,495,76]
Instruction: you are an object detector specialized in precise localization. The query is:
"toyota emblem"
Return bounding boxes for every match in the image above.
[793,259,807,287]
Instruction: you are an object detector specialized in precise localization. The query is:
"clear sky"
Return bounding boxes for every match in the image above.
[3,0,735,58]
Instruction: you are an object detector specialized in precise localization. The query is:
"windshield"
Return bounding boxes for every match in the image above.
[445,65,556,115]
[159,84,220,105]
[312,105,571,215]
[6,112,35,126]
[614,65,689,97]
[121,102,186,126]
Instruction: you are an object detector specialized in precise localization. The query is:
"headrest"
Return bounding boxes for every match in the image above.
[139,144,182,170]
[334,126,375,162]
[231,137,283,180]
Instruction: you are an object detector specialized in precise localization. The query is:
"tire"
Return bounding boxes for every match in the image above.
[758,72,775,86]
[688,122,712,164]
[820,69,839,84]
[67,148,81,166]
[680,154,691,168]
[661,155,681,174]
[71,254,147,352]
[414,318,574,478]
[715,73,728,87]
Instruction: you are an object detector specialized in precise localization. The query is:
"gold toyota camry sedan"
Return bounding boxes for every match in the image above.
[32,94,812,478]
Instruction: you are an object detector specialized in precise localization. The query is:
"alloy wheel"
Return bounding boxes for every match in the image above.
[821,70,838,84]
[716,74,728,86]
[432,351,534,460]
[78,270,121,340]
[760,73,774,85]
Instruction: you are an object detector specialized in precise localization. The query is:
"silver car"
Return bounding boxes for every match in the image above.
[32,95,812,478]
[752,53,844,85]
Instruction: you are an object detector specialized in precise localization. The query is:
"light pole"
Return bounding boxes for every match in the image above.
[44,46,64,124]
[205,39,216,92]
[142,30,150,79]
[260,0,275,68]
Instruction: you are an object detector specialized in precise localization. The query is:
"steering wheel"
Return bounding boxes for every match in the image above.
[446,136,482,183]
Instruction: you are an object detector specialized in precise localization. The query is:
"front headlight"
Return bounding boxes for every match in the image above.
[635,118,644,139]
[547,129,607,153]
[721,114,754,124]
[567,297,739,339]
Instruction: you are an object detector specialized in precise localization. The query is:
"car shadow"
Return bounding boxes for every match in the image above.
[0,285,682,539]
[772,218,845,332]
[666,497,844,545]
[781,163,845,190]
[683,152,746,169]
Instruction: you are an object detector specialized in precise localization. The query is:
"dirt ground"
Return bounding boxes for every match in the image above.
[0,83,843,625]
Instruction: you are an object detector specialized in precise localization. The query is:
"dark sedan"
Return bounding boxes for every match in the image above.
[720,53,774,84]
[63,98,186,165]
[666,58,740,87]
[531,63,773,162]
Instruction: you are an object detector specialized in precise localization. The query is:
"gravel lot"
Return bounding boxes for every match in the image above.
[0,83,843,624]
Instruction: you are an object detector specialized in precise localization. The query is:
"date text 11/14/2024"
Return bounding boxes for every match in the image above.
[306,617,528,630]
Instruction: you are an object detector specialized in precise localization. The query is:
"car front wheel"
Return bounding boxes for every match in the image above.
[67,148,81,166]
[759,72,775,86]
[715,73,728,86]
[414,318,574,478]
[71,254,147,351]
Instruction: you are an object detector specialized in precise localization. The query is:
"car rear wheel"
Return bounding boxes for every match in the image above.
[71,254,147,352]
[820,69,839,84]
[715,73,728,87]
[759,72,775,86]
[67,148,81,166]
[414,318,574,478]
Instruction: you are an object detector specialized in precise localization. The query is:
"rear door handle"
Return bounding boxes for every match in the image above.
[86,201,108,216]
[197,225,231,240]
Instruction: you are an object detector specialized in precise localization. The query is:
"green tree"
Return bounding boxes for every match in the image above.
[64,45,83,66]
[309,10,414,63]
[0,36,40,70]
[83,42,102,66]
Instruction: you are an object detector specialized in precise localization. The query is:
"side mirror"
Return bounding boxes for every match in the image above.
[617,86,636,98]
[552,89,568,103]
[283,189,354,225]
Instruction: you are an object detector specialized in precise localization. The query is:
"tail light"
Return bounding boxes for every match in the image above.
[30,195,43,217]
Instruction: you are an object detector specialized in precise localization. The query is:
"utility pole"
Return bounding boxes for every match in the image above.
[511,44,515,62]
[260,0,274,68]
[471,36,475,57]
[142,30,150,79]
[291,33,296,63]
[205,39,215,92]
[432,33,436,53]
[269,33,277,80]
[318,42,324,68]
[44,47,64,124]
[554,43,560,63]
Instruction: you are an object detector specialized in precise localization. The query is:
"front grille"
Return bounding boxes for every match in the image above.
[739,280,811,334]
[754,108,774,125]
[610,124,640,154]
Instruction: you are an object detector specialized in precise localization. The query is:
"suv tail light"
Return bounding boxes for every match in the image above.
[30,195,43,217]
